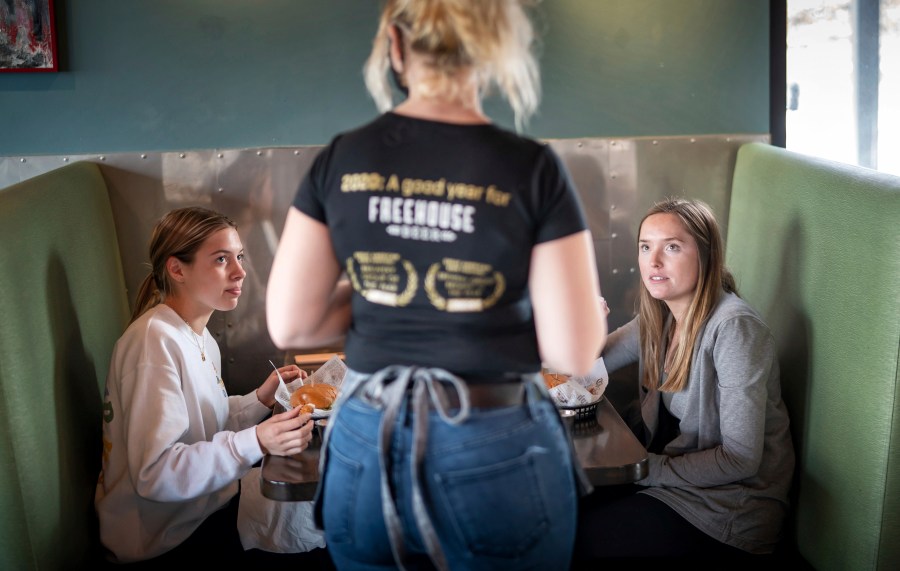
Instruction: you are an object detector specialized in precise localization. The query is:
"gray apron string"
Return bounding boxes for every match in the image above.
[317,367,590,569]
[373,366,415,568]
[357,366,472,571]
[408,368,472,570]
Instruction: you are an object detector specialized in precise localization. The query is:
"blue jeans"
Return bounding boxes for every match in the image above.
[317,368,578,571]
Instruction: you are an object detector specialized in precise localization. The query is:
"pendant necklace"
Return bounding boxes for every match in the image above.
[183,320,207,362]
[182,318,227,395]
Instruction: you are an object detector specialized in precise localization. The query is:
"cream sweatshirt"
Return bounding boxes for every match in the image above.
[95,304,270,562]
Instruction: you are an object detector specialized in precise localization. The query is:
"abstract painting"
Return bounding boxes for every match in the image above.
[0,0,57,72]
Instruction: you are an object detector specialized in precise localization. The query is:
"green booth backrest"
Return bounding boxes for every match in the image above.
[0,162,130,570]
[725,143,900,571]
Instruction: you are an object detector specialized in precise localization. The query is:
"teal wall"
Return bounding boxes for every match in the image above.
[0,0,769,155]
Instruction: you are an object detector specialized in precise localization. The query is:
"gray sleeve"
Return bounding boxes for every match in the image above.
[601,317,641,373]
[640,314,775,487]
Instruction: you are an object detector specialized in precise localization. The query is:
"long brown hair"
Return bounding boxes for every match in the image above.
[637,198,737,393]
[130,207,237,323]
[364,0,541,131]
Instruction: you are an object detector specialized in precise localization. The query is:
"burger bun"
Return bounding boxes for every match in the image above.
[290,383,338,410]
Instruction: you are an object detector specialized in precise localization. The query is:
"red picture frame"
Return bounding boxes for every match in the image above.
[0,0,58,72]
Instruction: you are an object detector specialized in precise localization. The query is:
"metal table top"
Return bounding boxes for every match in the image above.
[260,396,648,502]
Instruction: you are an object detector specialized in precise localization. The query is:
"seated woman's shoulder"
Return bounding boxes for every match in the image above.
[713,293,771,329]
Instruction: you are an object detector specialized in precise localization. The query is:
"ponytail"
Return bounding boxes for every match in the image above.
[130,272,163,324]
[129,206,237,324]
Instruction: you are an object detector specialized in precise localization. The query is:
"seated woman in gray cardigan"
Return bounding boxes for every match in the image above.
[573,198,795,562]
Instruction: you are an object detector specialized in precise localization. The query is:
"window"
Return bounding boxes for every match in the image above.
[786,0,900,176]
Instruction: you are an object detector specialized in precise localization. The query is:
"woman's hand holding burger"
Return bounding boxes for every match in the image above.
[256,405,314,456]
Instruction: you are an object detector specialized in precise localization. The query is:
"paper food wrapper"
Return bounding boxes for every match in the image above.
[548,357,609,407]
[274,355,347,411]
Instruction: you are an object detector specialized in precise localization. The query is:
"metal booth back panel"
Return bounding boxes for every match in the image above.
[0,134,767,394]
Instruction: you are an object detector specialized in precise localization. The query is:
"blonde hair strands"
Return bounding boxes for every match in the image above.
[364,0,541,131]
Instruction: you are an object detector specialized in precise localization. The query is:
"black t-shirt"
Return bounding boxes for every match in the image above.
[294,112,587,377]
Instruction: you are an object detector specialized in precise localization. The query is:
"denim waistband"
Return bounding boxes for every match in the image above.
[317,365,590,570]
[350,366,543,570]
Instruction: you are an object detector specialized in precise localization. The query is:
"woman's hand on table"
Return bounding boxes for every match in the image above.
[256,364,307,409]
[256,406,314,457]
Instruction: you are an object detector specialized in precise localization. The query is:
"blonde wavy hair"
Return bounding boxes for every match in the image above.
[637,198,738,393]
[364,0,541,131]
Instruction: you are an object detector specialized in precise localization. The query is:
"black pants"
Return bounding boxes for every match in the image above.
[571,484,761,568]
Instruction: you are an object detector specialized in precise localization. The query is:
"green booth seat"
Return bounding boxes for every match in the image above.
[726,143,900,571]
[0,162,130,570]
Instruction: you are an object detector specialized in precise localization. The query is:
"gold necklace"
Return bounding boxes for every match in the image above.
[182,320,207,362]
[183,320,226,393]
[184,321,227,395]
[169,307,225,393]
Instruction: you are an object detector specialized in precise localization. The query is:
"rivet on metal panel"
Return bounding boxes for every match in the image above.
[256,151,263,156]
[652,140,658,145]
[218,153,224,159]
[294,150,300,155]
[62,157,69,162]
[19,158,25,163]
[217,187,224,193]
[611,204,617,210]
[612,268,619,274]
[179,153,186,159]
[577,142,583,148]
[630,267,636,273]
[611,233,618,239]
[99,156,106,161]
[140,154,147,159]
[690,138,696,143]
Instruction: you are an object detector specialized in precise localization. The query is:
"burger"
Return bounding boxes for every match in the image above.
[290,383,338,411]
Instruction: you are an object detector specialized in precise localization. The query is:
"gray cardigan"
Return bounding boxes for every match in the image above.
[602,292,795,554]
